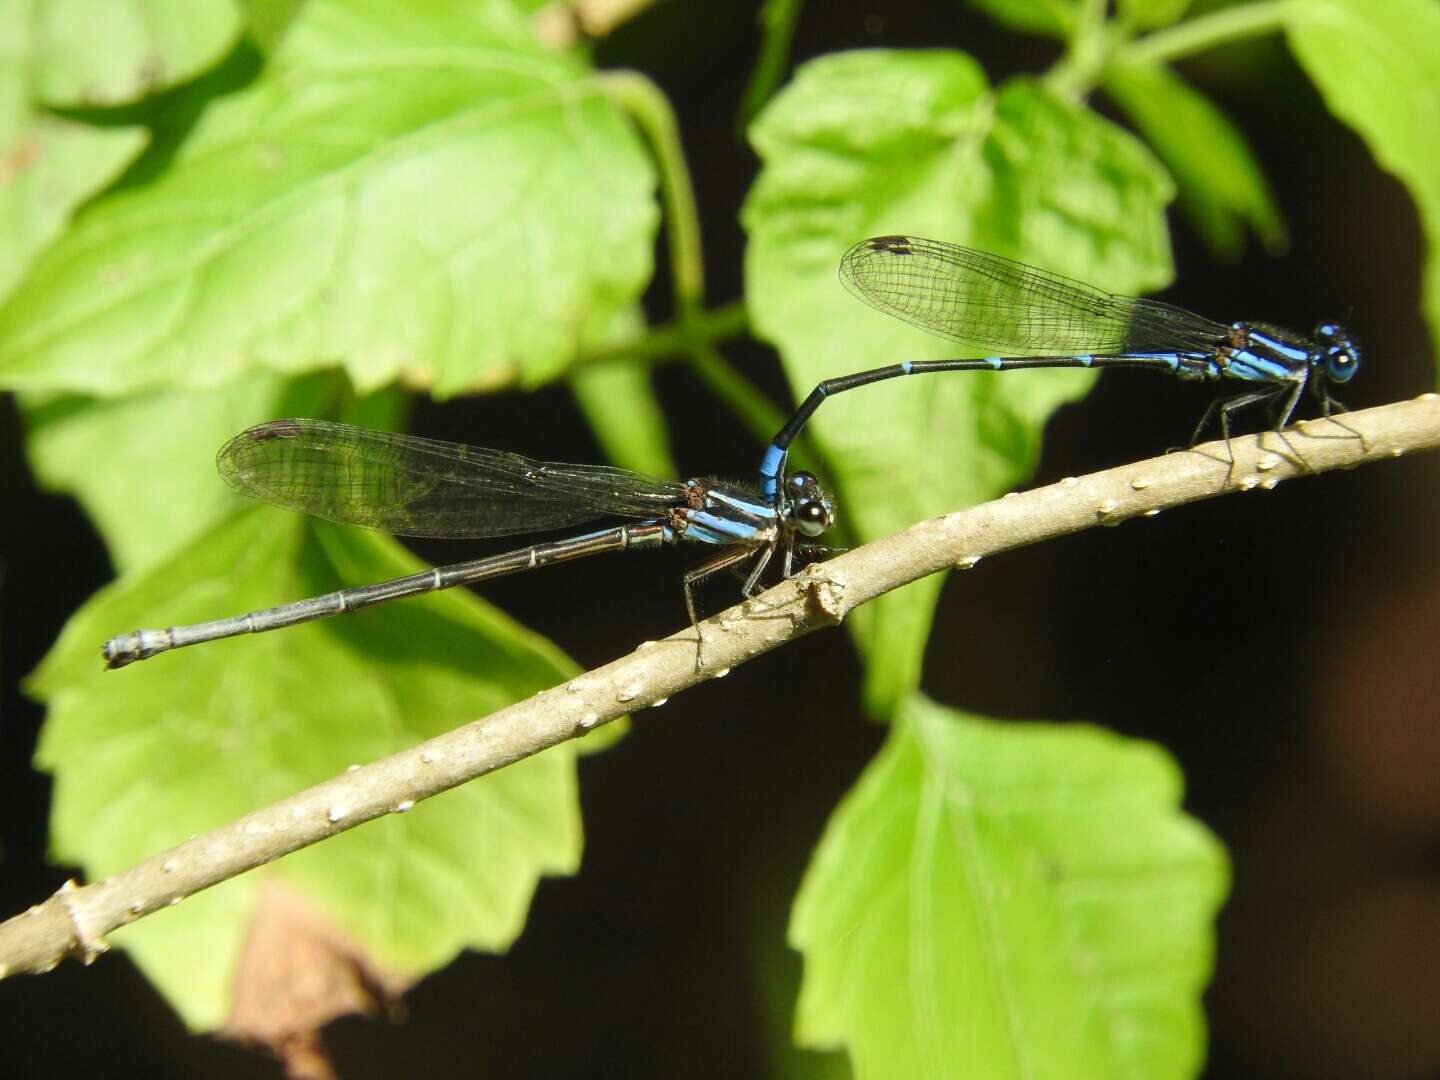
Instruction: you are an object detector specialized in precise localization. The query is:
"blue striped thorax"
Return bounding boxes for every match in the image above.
[677,481,782,546]
[677,472,834,547]
[1223,321,1361,391]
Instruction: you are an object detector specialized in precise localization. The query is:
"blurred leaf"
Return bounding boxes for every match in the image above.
[791,695,1228,1080]
[242,0,308,53]
[977,80,1174,279]
[570,0,658,36]
[0,0,658,399]
[1287,0,1440,364]
[32,0,243,107]
[570,360,677,478]
[965,0,1074,38]
[1117,0,1190,31]
[31,508,590,1028]
[0,2,147,301]
[21,372,339,572]
[1105,61,1285,260]
[737,0,806,131]
[743,54,1173,716]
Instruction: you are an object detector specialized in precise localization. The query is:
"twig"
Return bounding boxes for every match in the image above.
[2,396,1437,978]
[1120,0,1291,68]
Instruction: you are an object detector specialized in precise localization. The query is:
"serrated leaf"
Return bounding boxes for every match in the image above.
[791,696,1228,1080]
[32,0,243,107]
[966,0,1075,38]
[1286,0,1440,364]
[0,1,147,302]
[31,508,588,1028]
[0,0,658,399]
[21,372,339,572]
[1105,61,1285,260]
[743,55,1173,715]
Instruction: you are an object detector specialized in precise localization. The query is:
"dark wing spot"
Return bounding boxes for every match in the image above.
[868,236,913,255]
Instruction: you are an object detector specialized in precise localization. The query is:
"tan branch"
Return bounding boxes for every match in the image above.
[3,395,1437,978]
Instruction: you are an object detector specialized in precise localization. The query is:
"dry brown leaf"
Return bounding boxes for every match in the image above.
[221,879,415,1078]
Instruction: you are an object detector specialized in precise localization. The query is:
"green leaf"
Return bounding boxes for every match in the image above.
[243,0,308,54]
[570,359,678,478]
[743,54,1173,715]
[31,508,587,1028]
[0,2,147,302]
[20,372,340,572]
[1117,0,1191,31]
[1287,0,1440,363]
[965,0,1075,38]
[0,0,658,399]
[1105,61,1285,260]
[31,0,243,107]
[791,696,1228,1080]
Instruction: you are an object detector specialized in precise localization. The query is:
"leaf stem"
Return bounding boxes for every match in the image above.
[1121,0,1292,68]
[571,300,750,370]
[595,72,788,451]
[1046,0,1115,99]
[597,69,706,311]
[737,0,805,131]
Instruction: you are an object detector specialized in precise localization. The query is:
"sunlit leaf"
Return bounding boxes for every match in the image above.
[244,0,309,53]
[32,0,243,107]
[21,372,339,571]
[31,508,589,1028]
[744,53,1173,715]
[791,696,1227,1080]
[0,1,146,301]
[1287,0,1440,365]
[0,0,657,399]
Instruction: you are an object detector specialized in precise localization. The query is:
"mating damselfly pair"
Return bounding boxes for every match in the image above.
[103,236,1360,668]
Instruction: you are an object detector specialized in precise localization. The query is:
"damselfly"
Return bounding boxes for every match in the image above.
[758,235,1360,503]
[102,419,834,668]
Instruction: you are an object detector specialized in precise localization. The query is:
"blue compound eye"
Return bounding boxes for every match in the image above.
[1313,322,1360,384]
[1325,346,1359,383]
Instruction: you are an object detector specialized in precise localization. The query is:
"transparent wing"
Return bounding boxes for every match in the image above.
[217,419,690,538]
[840,236,1230,356]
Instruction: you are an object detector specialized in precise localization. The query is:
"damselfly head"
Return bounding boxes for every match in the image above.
[1314,321,1360,384]
[784,471,834,537]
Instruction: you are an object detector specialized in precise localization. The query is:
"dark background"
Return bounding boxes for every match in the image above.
[3,2,1438,1077]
